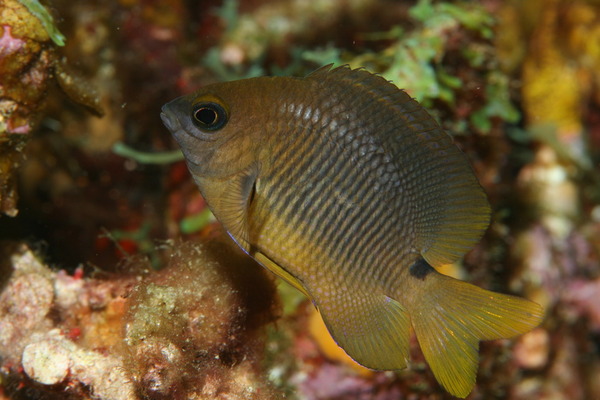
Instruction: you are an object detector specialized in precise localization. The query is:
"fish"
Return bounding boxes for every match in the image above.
[160,65,544,398]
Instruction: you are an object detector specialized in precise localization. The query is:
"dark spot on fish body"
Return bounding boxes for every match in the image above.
[409,257,435,280]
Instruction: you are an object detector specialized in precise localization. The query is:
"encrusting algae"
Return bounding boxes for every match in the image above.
[123,239,280,399]
[0,240,280,400]
[0,0,103,217]
[161,64,544,398]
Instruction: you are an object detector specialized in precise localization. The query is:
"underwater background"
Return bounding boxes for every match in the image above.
[1,0,600,398]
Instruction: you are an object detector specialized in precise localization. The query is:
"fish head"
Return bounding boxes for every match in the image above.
[161,80,270,179]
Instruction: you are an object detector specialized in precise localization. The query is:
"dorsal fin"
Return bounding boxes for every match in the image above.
[306,65,490,266]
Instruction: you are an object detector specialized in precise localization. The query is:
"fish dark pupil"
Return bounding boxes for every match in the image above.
[191,102,228,131]
[195,108,217,125]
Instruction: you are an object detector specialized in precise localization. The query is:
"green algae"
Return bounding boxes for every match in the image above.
[112,142,184,164]
[180,208,215,234]
[19,0,66,46]
[300,0,519,134]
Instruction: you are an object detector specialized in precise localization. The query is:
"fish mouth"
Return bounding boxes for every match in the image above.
[160,105,203,170]
[160,105,181,133]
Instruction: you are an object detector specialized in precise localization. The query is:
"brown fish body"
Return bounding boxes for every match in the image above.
[161,66,543,398]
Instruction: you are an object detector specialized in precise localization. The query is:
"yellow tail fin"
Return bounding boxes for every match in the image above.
[407,269,544,398]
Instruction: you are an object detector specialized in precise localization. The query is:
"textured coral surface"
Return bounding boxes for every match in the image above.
[0,241,279,399]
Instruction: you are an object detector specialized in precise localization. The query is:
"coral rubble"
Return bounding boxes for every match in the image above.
[0,240,280,400]
[123,240,279,399]
[0,0,101,217]
[0,243,136,399]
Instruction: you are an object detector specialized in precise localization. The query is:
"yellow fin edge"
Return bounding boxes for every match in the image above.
[409,272,544,398]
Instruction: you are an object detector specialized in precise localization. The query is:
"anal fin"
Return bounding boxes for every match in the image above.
[252,250,310,298]
[315,286,411,371]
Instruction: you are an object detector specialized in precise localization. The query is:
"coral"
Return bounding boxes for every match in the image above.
[123,239,280,399]
[0,0,102,217]
[296,0,517,135]
[0,244,136,399]
[207,0,381,80]
[518,0,600,134]
[1,0,58,136]
[501,0,600,168]
[0,137,26,217]
[565,277,600,330]
[516,145,579,239]
[0,0,54,215]
[21,329,135,400]
[513,328,550,370]
[0,244,55,363]
[0,240,282,399]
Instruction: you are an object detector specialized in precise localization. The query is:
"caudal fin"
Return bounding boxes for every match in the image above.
[407,270,544,398]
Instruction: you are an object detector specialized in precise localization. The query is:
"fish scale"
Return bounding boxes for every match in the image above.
[264,112,404,282]
[161,64,544,398]
[265,139,378,278]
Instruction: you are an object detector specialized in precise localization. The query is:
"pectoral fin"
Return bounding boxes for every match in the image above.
[195,165,258,250]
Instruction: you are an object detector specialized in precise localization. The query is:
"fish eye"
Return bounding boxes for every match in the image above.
[192,102,228,131]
